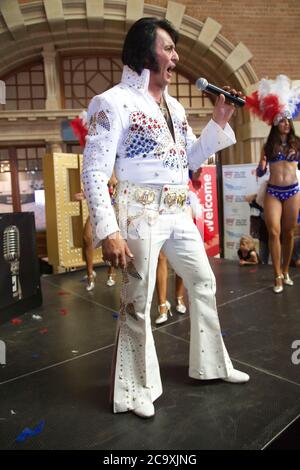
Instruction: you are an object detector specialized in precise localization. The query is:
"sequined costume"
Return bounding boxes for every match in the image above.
[266,182,299,202]
[82,66,237,413]
[256,149,300,202]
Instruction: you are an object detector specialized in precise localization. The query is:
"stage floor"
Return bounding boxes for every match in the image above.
[0,259,299,450]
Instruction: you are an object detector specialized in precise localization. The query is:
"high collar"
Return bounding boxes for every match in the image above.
[121,65,150,92]
[121,65,169,99]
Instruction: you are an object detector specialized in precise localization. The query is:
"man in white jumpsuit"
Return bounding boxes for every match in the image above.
[82,17,250,419]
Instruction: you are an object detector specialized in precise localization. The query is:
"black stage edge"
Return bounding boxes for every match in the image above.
[0,259,300,450]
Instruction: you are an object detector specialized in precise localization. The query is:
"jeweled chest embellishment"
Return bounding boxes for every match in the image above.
[125,112,163,158]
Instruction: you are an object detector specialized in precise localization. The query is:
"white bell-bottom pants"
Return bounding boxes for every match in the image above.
[112,187,233,413]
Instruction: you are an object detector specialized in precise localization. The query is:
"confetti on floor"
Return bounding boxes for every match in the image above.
[10,318,23,325]
[15,420,45,442]
[39,328,48,335]
[32,314,42,320]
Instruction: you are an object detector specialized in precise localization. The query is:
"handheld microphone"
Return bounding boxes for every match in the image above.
[195,78,245,107]
[3,225,22,300]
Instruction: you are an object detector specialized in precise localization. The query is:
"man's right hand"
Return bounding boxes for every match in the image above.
[74,192,85,201]
[102,231,134,269]
[212,87,245,129]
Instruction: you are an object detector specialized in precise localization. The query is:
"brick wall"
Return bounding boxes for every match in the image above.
[149,0,300,79]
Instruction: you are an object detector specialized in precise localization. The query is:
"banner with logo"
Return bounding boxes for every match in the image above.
[222,163,269,260]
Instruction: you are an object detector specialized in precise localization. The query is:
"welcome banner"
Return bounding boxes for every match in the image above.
[189,165,220,257]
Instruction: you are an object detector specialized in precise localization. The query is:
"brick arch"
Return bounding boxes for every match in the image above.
[0,0,257,88]
[0,0,261,162]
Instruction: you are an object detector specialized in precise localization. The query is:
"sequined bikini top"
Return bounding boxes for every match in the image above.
[269,149,300,164]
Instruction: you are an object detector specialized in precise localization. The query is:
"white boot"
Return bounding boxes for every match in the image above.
[223,369,250,383]
[132,402,155,418]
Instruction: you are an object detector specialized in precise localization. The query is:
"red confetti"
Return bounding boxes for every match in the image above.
[11,318,23,325]
[60,308,68,316]
[39,328,48,334]
[57,291,68,296]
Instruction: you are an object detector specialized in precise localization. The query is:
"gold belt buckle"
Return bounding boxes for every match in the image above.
[134,188,156,205]
[164,192,177,207]
[177,192,187,207]
[164,190,187,207]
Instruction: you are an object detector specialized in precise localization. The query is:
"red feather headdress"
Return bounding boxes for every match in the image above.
[246,75,300,126]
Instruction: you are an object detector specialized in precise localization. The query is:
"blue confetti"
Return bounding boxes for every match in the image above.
[16,420,45,442]
[112,312,119,320]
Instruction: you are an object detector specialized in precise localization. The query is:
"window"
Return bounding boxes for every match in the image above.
[169,71,213,109]
[61,55,212,111]
[17,146,44,173]
[1,63,46,110]
[62,56,123,109]
[17,146,46,231]
[0,149,12,213]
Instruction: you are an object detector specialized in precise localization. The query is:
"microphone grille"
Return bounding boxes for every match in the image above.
[3,225,20,261]
[195,77,208,91]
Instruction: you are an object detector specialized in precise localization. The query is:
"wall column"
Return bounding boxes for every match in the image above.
[46,141,63,153]
[42,44,62,110]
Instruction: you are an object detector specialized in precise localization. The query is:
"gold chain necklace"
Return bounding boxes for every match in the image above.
[157,97,168,119]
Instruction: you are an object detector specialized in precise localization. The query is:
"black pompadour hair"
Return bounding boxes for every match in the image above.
[122,17,179,75]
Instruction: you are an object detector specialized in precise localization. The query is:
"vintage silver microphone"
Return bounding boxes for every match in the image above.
[3,225,22,299]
